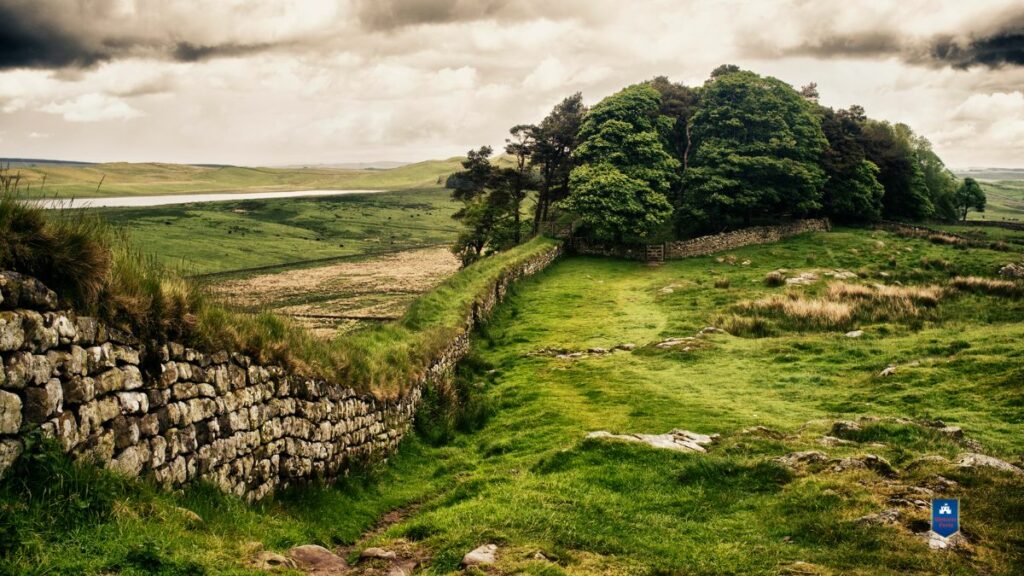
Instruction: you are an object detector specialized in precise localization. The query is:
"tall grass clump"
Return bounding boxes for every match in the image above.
[737,294,854,331]
[1,167,111,306]
[949,276,1024,298]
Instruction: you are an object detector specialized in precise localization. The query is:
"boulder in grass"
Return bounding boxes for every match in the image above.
[462,544,498,567]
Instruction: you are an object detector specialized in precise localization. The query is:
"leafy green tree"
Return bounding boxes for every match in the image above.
[683,68,828,229]
[564,84,679,242]
[859,121,933,220]
[562,163,672,244]
[526,94,586,232]
[818,105,884,222]
[913,134,960,222]
[953,177,986,221]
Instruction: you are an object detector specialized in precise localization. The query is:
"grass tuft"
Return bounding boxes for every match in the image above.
[949,276,1024,298]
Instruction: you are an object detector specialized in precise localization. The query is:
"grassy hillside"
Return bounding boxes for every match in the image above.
[3,227,1022,574]
[94,188,460,275]
[6,158,462,199]
[973,180,1024,222]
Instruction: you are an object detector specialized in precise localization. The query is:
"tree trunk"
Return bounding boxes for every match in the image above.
[683,122,693,172]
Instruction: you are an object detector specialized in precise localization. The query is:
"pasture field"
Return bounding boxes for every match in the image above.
[92,188,460,275]
[5,159,461,198]
[972,180,1024,222]
[3,226,1023,575]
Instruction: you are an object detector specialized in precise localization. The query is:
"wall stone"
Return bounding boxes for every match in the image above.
[569,219,831,261]
[0,244,561,500]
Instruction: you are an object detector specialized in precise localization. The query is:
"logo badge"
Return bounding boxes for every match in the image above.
[931,498,959,538]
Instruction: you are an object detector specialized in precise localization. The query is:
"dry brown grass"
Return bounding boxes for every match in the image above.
[738,294,854,330]
[949,276,1024,298]
[763,270,786,287]
[826,281,943,307]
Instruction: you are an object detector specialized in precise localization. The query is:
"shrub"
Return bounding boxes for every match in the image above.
[763,270,786,287]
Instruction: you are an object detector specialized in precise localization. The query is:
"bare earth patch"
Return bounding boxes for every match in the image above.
[210,246,460,338]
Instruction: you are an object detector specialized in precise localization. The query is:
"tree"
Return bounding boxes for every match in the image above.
[818,105,884,222]
[859,121,933,221]
[953,178,986,221]
[562,163,673,244]
[913,134,960,222]
[500,125,537,244]
[683,68,828,230]
[527,94,585,233]
[563,84,679,242]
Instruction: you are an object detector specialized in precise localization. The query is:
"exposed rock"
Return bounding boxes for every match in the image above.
[175,506,203,525]
[955,452,1023,475]
[828,270,858,280]
[830,420,861,438]
[856,508,901,525]
[697,326,727,336]
[775,451,829,468]
[998,262,1024,279]
[938,426,964,440]
[818,436,853,447]
[288,544,348,575]
[779,561,831,575]
[830,454,896,477]
[0,312,24,352]
[879,365,897,377]
[844,330,864,338]
[923,531,967,551]
[586,429,717,453]
[389,559,418,576]
[462,544,498,567]
[361,547,398,561]
[785,272,819,285]
[587,347,609,355]
[741,425,784,439]
[613,343,637,351]
[250,551,296,571]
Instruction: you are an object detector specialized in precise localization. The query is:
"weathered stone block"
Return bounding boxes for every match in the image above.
[0,272,58,311]
[94,368,127,395]
[139,413,160,437]
[0,390,22,434]
[62,376,96,405]
[112,415,140,450]
[86,343,115,374]
[0,438,23,477]
[0,312,25,352]
[23,378,62,423]
[51,314,77,344]
[109,443,150,476]
[74,316,99,345]
[112,345,140,365]
[117,391,149,414]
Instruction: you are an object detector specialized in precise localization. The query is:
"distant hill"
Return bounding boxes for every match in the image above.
[5,158,463,199]
[954,168,1024,181]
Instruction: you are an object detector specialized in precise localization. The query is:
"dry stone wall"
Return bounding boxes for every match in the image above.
[0,244,561,500]
[569,219,830,261]
[664,219,831,258]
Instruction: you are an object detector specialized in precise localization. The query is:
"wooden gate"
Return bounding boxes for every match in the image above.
[645,243,665,262]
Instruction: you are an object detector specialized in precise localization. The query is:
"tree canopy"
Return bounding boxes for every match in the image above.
[448,64,981,259]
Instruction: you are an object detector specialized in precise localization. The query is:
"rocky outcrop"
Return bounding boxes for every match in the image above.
[0,243,562,500]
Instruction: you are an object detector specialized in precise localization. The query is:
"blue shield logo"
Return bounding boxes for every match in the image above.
[931,498,959,538]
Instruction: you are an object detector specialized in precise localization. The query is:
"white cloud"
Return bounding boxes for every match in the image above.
[41,93,145,122]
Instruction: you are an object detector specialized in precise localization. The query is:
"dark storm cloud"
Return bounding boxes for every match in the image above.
[172,42,282,63]
[352,0,573,31]
[771,8,1024,69]
[0,0,286,70]
[0,1,111,69]
[931,17,1024,69]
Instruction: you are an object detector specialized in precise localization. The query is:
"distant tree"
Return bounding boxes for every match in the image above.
[799,82,820,102]
[646,76,700,170]
[818,105,884,222]
[859,121,933,220]
[495,124,538,244]
[953,177,986,221]
[445,146,493,202]
[683,69,828,230]
[564,84,679,242]
[912,134,960,222]
[527,93,585,233]
[710,64,741,78]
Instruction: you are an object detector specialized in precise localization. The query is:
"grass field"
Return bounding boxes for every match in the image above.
[5,159,462,199]
[3,226,1022,575]
[90,188,459,275]
[972,180,1024,222]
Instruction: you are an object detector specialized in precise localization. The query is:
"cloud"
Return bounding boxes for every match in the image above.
[40,93,144,122]
[739,3,1024,70]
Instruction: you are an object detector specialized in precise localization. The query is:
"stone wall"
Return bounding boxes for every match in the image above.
[0,244,561,500]
[568,219,831,261]
[664,219,831,259]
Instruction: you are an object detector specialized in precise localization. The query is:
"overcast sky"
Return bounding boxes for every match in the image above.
[1,0,1022,168]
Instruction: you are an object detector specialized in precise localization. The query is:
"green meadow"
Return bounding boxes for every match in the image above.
[4,227,1023,575]
[973,180,1024,222]
[92,189,459,275]
[8,159,462,199]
